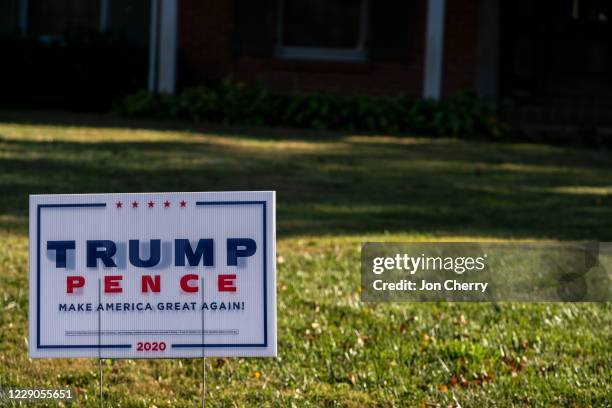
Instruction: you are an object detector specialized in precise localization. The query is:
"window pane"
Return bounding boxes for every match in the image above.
[28,0,101,37]
[282,0,362,49]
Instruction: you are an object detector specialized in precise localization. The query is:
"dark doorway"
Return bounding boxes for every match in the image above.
[500,0,612,100]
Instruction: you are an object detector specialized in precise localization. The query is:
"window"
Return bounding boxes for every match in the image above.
[276,0,369,62]
[28,0,102,38]
[22,0,150,47]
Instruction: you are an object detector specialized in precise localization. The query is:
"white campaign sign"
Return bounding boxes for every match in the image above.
[29,192,276,358]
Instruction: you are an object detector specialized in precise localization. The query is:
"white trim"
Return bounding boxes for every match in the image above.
[100,0,109,32]
[157,0,178,94]
[276,0,369,63]
[423,0,446,100]
[18,0,28,36]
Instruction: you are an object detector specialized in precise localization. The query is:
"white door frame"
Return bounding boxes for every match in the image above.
[423,0,446,100]
[148,0,178,94]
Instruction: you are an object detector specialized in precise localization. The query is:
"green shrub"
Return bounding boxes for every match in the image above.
[113,81,506,138]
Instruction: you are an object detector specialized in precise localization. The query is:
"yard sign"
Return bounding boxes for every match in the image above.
[29,192,276,358]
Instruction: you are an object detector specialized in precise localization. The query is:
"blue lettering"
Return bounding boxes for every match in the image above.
[227,238,257,266]
[47,240,75,268]
[129,239,161,268]
[87,240,117,268]
[174,239,214,266]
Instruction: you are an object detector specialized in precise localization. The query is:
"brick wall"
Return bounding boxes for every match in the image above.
[442,0,480,96]
[179,0,480,98]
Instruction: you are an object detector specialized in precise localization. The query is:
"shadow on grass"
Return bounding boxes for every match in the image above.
[1,111,612,240]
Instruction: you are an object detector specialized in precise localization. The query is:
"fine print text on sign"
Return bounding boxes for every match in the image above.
[29,192,276,358]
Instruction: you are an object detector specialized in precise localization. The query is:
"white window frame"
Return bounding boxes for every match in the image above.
[275,0,370,62]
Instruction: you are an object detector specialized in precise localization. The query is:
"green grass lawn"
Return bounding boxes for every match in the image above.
[0,112,610,407]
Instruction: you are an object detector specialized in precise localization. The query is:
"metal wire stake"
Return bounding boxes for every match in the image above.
[99,358,103,408]
[202,357,206,408]
[201,277,206,408]
[98,279,103,408]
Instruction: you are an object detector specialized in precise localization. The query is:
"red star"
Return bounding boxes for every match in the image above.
[115,201,123,209]
[148,200,155,208]
[132,201,139,208]
[164,200,171,208]
[180,200,187,208]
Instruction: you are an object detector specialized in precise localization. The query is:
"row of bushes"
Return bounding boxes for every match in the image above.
[113,82,507,138]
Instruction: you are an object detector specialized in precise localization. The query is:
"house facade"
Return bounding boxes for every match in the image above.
[1,0,611,126]
[170,0,485,101]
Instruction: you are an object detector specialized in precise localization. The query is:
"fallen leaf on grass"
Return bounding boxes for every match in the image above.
[304,329,319,341]
[446,372,494,389]
[455,314,467,325]
[502,355,527,373]
[355,331,370,347]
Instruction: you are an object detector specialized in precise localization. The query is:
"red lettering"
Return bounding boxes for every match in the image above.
[218,274,236,292]
[141,275,161,293]
[104,275,123,293]
[67,276,85,293]
[180,274,199,293]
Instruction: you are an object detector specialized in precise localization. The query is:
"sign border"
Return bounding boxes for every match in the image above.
[35,200,268,350]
